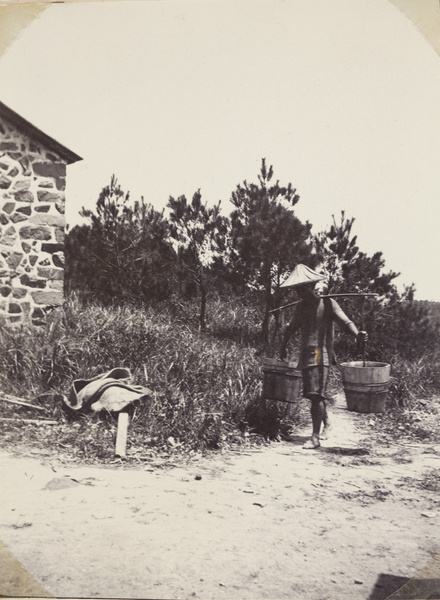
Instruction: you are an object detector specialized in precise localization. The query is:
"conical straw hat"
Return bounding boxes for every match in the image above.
[280,264,326,288]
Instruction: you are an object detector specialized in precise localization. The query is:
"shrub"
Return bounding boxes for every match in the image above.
[388,353,440,409]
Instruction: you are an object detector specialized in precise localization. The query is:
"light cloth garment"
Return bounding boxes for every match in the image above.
[64,368,152,412]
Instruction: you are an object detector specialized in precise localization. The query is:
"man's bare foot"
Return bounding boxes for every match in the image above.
[320,424,332,440]
[303,435,320,449]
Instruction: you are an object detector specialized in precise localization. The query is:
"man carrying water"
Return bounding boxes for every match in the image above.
[279,265,368,449]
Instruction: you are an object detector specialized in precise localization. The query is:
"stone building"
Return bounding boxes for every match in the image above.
[0,101,82,326]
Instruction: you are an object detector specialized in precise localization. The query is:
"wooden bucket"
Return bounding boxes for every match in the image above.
[339,361,390,413]
[262,358,302,403]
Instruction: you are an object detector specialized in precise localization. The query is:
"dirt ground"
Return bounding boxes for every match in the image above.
[1,394,440,600]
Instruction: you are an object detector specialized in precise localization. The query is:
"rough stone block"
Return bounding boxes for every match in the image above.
[32,162,66,179]
[12,288,27,299]
[52,253,64,268]
[0,214,9,225]
[37,190,64,204]
[10,213,28,224]
[0,142,18,151]
[35,205,51,213]
[16,206,32,216]
[19,226,52,241]
[13,179,31,192]
[0,286,11,297]
[20,302,31,314]
[19,274,46,288]
[0,175,11,189]
[41,242,64,253]
[29,213,64,227]
[54,227,65,243]
[6,252,23,269]
[19,159,31,177]
[55,203,65,215]
[0,227,17,246]
[29,142,43,154]
[2,202,15,214]
[31,290,63,305]
[14,191,34,203]
[21,242,31,253]
[8,167,19,178]
[32,307,45,320]
[37,267,64,280]
[55,177,66,191]
[48,280,64,291]
[8,302,22,314]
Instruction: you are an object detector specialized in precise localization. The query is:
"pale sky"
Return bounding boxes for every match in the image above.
[1,0,440,300]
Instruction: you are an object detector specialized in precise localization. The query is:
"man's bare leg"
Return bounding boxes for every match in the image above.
[303,396,323,449]
[320,399,332,440]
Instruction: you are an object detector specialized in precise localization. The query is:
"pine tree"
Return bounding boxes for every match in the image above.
[167,190,228,331]
[312,211,440,362]
[229,158,313,343]
[68,175,174,305]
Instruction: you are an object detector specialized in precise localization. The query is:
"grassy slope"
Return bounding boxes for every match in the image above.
[1,297,439,461]
[0,298,301,460]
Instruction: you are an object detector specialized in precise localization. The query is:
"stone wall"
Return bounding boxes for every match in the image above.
[0,115,67,326]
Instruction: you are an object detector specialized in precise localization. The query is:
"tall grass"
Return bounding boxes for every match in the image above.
[2,296,440,457]
[0,298,290,452]
[388,352,440,409]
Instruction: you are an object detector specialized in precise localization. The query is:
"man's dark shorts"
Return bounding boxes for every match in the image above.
[302,365,329,400]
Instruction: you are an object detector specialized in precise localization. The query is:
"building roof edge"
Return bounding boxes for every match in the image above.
[0,101,82,165]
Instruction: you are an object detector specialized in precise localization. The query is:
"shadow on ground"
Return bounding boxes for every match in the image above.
[367,574,410,600]
[368,573,440,599]
[286,434,370,456]
[320,446,370,456]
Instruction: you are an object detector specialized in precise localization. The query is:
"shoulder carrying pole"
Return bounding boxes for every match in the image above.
[270,292,378,314]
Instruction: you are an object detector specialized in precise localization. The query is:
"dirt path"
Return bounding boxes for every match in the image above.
[1,395,440,600]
